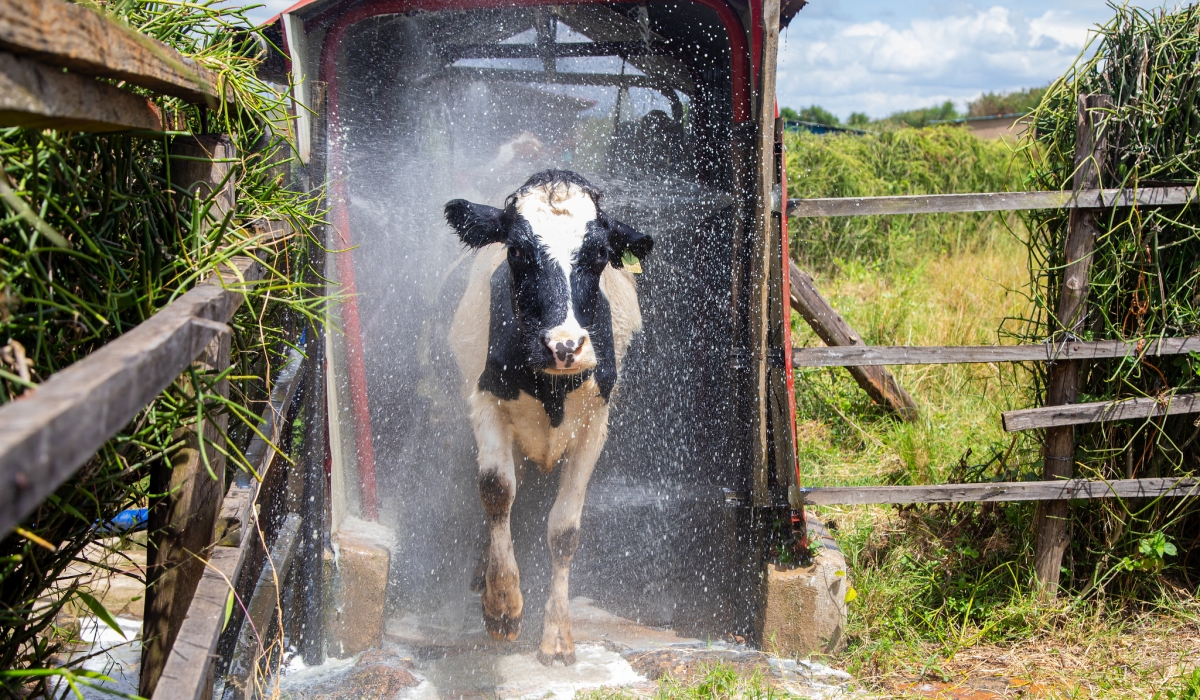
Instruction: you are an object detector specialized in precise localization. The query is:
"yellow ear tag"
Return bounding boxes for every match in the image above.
[622,250,642,274]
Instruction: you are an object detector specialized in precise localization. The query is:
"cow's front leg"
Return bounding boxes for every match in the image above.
[473,395,523,641]
[539,416,607,666]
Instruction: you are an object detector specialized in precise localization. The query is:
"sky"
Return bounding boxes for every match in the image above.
[241,1,1167,120]
[777,1,1166,120]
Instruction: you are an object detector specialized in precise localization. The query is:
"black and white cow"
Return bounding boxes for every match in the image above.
[445,170,652,666]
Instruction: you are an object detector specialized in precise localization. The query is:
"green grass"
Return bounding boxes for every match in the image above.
[579,662,790,700]
[787,118,1200,696]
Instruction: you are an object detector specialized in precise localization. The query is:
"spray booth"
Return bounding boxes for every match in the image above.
[267,0,806,658]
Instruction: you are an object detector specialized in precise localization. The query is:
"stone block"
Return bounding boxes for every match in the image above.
[326,520,393,658]
[760,540,849,658]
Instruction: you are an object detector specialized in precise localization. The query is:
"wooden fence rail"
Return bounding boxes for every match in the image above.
[1003,392,1200,431]
[787,185,1198,218]
[801,477,1200,506]
[0,0,232,105]
[793,337,1200,367]
[0,257,263,540]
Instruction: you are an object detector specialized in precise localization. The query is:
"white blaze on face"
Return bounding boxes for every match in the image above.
[515,183,598,373]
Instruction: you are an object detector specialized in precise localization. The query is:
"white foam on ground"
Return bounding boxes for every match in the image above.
[406,642,645,700]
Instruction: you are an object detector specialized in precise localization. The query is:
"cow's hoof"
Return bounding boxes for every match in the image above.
[484,611,521,641]
[536,650,576,667]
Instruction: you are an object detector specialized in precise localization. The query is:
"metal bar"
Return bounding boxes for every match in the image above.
[444,40,665,59]
[0,257,264,540]
[1003,392,1200,432]
[442,66,661,88]
[786,186,1198,218]
[800,477,1200,506]
[792,336,1200,367]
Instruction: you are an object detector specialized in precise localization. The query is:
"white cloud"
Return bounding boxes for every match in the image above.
[241,0,294,25]
[777,5,1100,119]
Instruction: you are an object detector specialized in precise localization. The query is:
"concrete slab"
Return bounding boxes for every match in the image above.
[760,520,850,658]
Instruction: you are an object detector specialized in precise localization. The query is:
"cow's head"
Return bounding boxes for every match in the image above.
[445,170,653,375]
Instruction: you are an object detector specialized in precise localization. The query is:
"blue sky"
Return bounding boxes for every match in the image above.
[242,1,1165,119]
[778,2,1165,119]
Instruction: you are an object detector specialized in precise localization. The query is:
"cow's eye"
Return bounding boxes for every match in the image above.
[592,248,608,270]
[509,247,524,263]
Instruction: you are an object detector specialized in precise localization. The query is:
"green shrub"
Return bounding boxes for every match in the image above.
[785,126,1025,271]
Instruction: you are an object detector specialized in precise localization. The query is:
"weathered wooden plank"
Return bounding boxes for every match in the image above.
[0,50,162,131]
[141,135,240,698]
[151,545,245,700]
[153,350,305,700]
[0,257,264,540]
[789,260,918,420]
[1035,94,1110,596]
[224,513,301,700]
[1003,392,1200,432]
[0,0,229,105]
[786,186,1197,218]
[800,477,1200,506]
[792,337,1200,367]
[749,0,781,505]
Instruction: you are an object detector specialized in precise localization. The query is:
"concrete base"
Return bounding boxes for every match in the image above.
[326,518,394,658]
[760,523,849,658]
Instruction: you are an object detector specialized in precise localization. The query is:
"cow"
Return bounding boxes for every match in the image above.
[445,170,653,666]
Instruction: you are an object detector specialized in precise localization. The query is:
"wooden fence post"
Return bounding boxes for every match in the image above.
[1033,94,1109,596]
[141,134,238,697]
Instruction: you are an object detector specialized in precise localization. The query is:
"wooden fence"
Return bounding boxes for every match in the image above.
[786,94,1199,592]
[0,2,322,698]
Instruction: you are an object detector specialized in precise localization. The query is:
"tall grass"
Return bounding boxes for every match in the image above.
[785,126,1024,272]
[0,1,322,694]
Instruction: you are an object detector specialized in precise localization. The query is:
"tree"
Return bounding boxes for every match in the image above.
[847,112,871,128]
[797,105,841,126]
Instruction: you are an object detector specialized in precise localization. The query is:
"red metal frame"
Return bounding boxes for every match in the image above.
[290,0,754,520]
[776,101,806,547]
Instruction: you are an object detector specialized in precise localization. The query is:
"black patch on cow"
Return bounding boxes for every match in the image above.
[549,526,580,565]
[478,262,617,427]
[445,199,507,248]
[478,470,513,524]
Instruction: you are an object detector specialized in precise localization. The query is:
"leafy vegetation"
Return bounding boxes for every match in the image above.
[785,126,1024,271]
[0,1,320,693]
[780,105,842,126]
[969,85,1048,117]
[1015,2,1200,598]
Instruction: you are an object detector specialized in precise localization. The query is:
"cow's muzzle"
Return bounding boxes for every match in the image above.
[542,328,595,373]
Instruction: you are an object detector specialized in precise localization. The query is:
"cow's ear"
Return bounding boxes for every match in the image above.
[603,213,653,267]
[445,199,506,248]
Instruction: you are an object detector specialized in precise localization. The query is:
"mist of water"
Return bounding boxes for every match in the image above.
[323,2,763,652]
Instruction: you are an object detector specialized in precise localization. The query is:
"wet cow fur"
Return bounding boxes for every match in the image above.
[445,170,652,666]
